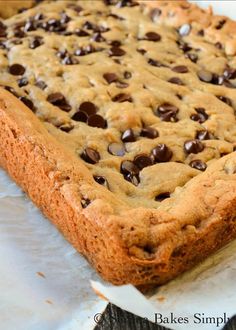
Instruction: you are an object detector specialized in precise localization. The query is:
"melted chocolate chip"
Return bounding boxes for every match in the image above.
[184,139,204,154]
[156,103,179,122]
[35,80,47,90]
[168,77,184,85]
[152,144,173,162]
[72,111,88,122]
[17,77,28,87]
[59,124,74,132]
[198,70,213,83]
[190,107,208,123]
[196,130,210,141]
[140,127,159,139]
[91,32,106,42]
[19,96,35,111]
[217,95,232,106]
[224,67,236,80]
[112,93,132,103]
[172,65,188,74]
[61,55,78,65]
[103,73,118,84]
[215,19,226,30]
[47,93,71,112]
[137,48,146,55]
[134,154,153,170]
[93,175,109,188]
[4,86,18,97]
[121,160,139,175]
[186,53,198,63]
[116,81,129,88]
[124,71,132,79]
[81,198,91,208]
[108,143,125,156]
[81,147,100,164]
[121,129,136,142]
[155,192,170,202]
[29,36,43,49]
[79,102,97,116]
[109,46,126,56]
[148,58,164,67]
[88,114,107,128]
[9,64,25,76]
[75,29,90,37]
[124,173,140,186]
[144,32,161,42]
[179,24,191,36]
[190,159,207,171]
[177,40,192,52]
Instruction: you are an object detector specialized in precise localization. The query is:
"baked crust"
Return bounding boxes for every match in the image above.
[1,1,236,288]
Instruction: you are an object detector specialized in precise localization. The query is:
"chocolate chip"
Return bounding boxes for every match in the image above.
[124,173,140,186]
[81,198,91,208]
[103,73,118,84]
[74,45,98,56]
[189,159,207,171]
[179,24,191,36]
[72,111,88,122]
[24,18,36,32]
[61,55,78,65]
[156,103,179,122]
[224,67,236,80]
[108,143,125,156]
[91,32,106,42]
[121,160,139,175]
[29,36,43,49]
[108,40,122,47]
[217,95,232,106]
[177,40,192,52]
[215,19,226,30]
[109,46,126,56]
[155,192,170,202]
[75,29,90,36]
[4,86,18,97]
[17,77,28,87]
[172,65,189,73]
[148,58,164,67]
[134,154,153,170]
[140,127,159,139]
[19,96,35,111]
[47,93,71,112]
[112,93,132,103]
[150,8,162,22]
[190,107,208,123]
[215,42,223,49]
[124,71,132,79]
[144,32,161,42]
[81,147,100,164]
[186,53,198,63]
[137,48,146,55]
[196,130,210,141]
[60,12,71,24]
[93,175,109,188]
[35,80,47,90]
[121,129,135,142]
[198,70,213,83]
[79,102,97,116]
[168,77,184,85]
[152,144,173,162]
[9,64,25,76]
[184,140,204,154]
[88,114,107,128]
[198,29,204,36]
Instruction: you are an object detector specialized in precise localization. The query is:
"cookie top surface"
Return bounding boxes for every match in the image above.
[1,0,236,210]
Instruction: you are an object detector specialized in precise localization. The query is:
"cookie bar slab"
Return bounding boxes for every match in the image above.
[1,86,236,289]
[1,0,236,289]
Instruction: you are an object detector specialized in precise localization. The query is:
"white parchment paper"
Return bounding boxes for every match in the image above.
[0,169,107,330]
[1,2,236,330]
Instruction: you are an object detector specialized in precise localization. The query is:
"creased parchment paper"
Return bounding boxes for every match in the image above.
[0,169,107,330]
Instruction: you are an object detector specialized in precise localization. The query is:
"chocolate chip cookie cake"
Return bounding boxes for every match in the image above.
[1,0,236,288]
